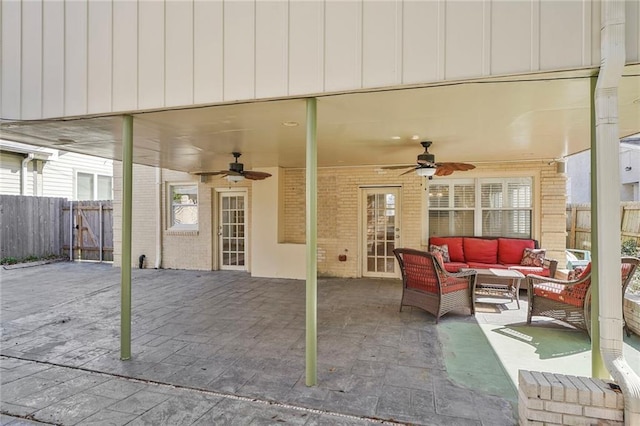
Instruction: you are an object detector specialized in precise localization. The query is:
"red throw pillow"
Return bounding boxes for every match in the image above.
[430,237,464,262]
[464,238,498,264]
[498,238,536,265]
[521,248,546,267]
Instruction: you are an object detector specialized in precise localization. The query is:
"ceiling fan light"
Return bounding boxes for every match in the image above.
[226,175,245,183]
[416,167,437,177]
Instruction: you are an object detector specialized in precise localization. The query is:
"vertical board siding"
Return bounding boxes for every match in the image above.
[3,0,624,119]
[21,0,43,119]
[490,1,533,75]
[627,0,640,62]
[288,1,324,95]
[539,1,583,70]
[88,0,113,114]
[64,0,88,116]
[194,0,224,104]
[444,1,484,80]
[223,1,256,101]
[0,195,65,260]
[42,0,65,118]
[2,0,21,119]
[362,0,402,88]
[324,1,362,92]
[112,0,138,112]
[138,1,165,109]
[402,1,439,85]
[165,0,194,107]
[255,1,289,99]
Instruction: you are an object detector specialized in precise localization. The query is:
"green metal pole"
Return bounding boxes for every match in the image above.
[590,75,606,378]
[305,98,318,386]
[121,115,133,361]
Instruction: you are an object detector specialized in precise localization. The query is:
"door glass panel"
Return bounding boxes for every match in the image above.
[364,190,397,276]
[220,194,246,269]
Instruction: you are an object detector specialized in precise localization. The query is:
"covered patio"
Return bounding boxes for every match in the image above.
[2,262,640,425]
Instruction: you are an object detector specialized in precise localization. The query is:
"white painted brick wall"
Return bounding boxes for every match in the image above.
[519,370,624,426]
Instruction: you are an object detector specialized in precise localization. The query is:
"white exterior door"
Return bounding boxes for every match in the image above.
[218,192,247,271]
[362,187,401,278]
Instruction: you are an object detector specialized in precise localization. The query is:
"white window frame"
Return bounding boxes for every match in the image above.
[167,182,199,231]
[427,176,534,238]
[74,170,113,200]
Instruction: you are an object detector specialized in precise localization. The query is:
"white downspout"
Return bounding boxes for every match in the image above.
[20,153,34,195]
[595,1,640,424]
[155,166,163,269]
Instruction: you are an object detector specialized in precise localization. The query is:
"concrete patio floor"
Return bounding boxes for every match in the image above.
[1,262,639,425]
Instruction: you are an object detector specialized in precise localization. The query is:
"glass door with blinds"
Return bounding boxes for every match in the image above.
[362,187,401,278]
[218,192,247,270]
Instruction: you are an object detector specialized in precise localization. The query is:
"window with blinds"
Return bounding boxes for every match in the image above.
[428,177,532,238]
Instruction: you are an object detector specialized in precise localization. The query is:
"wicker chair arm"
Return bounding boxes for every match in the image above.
[446,269,477,279]
[526,272,590,293]
[543,258,558,278]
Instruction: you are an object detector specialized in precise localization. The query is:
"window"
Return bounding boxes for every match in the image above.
[169,184,198,229]
[76,172,113,200]
[428,177,533,238]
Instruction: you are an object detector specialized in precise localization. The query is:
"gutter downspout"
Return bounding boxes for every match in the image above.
[155,166,162,269]
[595,1,640,424]
[21,153,34,195]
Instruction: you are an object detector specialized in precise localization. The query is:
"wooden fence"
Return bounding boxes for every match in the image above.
[0,195,113,262]
[62,200,114,261]
[566,202,640,250]
[0,195,65,260]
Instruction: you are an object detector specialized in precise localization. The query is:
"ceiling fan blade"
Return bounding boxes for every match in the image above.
[243,170,272,180]
[436,162,476,171]
[191,170,228,176]
[381,164,415,170]
[435,167,455,176]
[399,167,420,176]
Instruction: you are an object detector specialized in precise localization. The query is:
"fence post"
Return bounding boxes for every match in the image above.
[99,202,103,263]
[569,206,577,248]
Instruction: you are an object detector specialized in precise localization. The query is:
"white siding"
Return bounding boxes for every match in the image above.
[5,0,639,120]
[0,152,23,195]
[41,153,113,200]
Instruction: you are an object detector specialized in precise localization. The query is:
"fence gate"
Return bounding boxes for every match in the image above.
[62,201,113,261]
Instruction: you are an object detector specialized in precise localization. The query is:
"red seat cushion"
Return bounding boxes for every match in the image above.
[441,277,471,294]
[430,237,465,262]
[467,262,507,269]
[534,263,591,307]
[507,265,550,277]
[442,261,469,273]
[464,238,498,264]
[498,238,536,265]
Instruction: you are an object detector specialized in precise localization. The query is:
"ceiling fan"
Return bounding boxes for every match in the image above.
[192,152,272,182]
[382,141,475,178]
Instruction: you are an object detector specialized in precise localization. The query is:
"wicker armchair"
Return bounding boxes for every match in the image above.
[393,248,477,323]
[527,257,639,335]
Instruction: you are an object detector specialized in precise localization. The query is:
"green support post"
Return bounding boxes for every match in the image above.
[305,98,318,386]
[121,115,133,361]
[590,75,606,378]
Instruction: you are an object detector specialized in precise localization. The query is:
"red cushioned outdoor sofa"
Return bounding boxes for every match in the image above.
[428,236,557,277]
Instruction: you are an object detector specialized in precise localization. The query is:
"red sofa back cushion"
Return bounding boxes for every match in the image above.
[498,238,536,265]
[464,238,498,264]
[429,237,465,262]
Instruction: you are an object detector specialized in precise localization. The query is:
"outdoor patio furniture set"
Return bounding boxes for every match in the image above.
[394,245,640,336]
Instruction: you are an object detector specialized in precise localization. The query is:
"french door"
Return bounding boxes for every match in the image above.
[218,192,247,270]
[361,187,401,278]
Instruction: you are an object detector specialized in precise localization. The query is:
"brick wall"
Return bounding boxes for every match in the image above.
[519,370,624,425]
[624,293,640,336]
[115,160,567,277]
[283,161,566,278]
[114,164,252,271]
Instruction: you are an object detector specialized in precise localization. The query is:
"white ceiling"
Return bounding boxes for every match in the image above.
[2,66,639,173]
